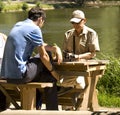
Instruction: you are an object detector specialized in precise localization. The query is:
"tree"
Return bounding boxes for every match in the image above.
[21,2,28,11]
[0,0,4,12]
[74,0,86,6]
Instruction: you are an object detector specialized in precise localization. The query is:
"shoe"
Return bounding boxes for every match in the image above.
[72,92,84,110]
[57,87,72,96]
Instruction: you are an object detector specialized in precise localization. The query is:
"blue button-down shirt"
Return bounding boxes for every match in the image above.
[1,19,43,79]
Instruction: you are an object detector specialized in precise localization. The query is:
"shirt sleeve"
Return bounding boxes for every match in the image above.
[27,28,44,46]
[92,32,100,52]
[88,31,100,52]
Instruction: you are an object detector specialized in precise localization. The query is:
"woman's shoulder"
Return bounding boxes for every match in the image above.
[0,33,7,41]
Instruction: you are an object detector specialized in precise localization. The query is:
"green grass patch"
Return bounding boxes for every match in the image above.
[98,93,120,107]
[1,1,54,12]
[97,54,120,107]
[40,4,54,9]
[4,3,22,12]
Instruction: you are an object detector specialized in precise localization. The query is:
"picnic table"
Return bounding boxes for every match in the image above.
[0,59,109,111]
[53,59,109,111]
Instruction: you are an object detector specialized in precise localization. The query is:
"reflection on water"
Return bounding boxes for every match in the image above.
[0,7,120,58]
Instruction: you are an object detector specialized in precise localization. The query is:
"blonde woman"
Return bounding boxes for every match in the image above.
[0,33,7,72]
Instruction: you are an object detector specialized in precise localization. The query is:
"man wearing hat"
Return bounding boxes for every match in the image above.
[58,10,100,110]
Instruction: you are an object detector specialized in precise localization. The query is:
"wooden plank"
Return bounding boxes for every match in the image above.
[88,71,100,111]
[0,80,53,89]
[83,60,109,65]
[57,71,89,77]
[54,64,88,71]
[88,65,106,72]
[0,84,21,109]
[53,60,109,66]
[21,87,36,110]
[53,60,109,72]
[20,82,53,88]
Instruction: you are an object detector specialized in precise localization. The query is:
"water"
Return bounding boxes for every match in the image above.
[0,6,120,58]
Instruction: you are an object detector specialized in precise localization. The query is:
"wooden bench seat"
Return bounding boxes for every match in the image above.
[58,88,84,110]
[39,87,84,110]
[0,80,53,110]
[0,79,84,110]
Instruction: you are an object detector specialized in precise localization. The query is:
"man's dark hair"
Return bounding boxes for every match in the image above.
[28,7,46,21]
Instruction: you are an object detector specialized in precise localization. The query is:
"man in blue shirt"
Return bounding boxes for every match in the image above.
[0,7,62,110]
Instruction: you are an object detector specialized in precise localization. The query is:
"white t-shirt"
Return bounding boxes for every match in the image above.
[0,33,7,73]
[0,35,6,58]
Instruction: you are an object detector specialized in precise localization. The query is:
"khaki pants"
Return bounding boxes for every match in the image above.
[60,76,85,89]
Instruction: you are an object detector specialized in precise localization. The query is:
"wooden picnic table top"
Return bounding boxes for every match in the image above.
[53,60,109,66]
[53,60,109,72]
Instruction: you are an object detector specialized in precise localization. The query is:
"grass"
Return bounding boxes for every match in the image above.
[97,54,120,108]
[98,93,120,107]
[3,2,23,12]
[1,1,54,12]
[0,1,83,12]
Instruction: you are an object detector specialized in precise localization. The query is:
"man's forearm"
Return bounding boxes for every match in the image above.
[78,52,96,59]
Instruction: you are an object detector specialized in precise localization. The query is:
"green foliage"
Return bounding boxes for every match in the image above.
[97,54,120,97]
[36,2,41,7]
[0,0,4,12]
[21,2,28,11]
[100,0,120,1]
[7,0,11,4]
[98,93,120,107]
[3,3,22,12]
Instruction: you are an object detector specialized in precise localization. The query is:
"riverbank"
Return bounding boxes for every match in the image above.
[1,1,120,12]
[85,1,120,7]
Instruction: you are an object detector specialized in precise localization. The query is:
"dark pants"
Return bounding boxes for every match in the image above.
[6,56,58,110]
[0,91,6,111]
[0,58,6,111]
[26,58,58,110]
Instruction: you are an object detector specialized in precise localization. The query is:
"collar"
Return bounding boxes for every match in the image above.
[74,25,88,36]
[25,18,34,23]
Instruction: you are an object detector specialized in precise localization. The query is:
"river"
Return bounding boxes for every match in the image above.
[0,6,120,58]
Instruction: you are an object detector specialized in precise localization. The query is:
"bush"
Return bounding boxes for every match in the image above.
[21,2,28,11]
[36,2,41,7]
[98,93,120,107]
[97,54,120,97]
[0,0,4,12]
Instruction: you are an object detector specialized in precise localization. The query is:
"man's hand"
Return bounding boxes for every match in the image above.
[53,45,63,64]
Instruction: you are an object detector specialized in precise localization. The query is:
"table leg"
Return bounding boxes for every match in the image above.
[79,76,91,110]
[88,71,100,111]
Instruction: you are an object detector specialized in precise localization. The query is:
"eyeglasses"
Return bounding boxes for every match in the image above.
[71,22,80,24]
[71,19,83,24]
